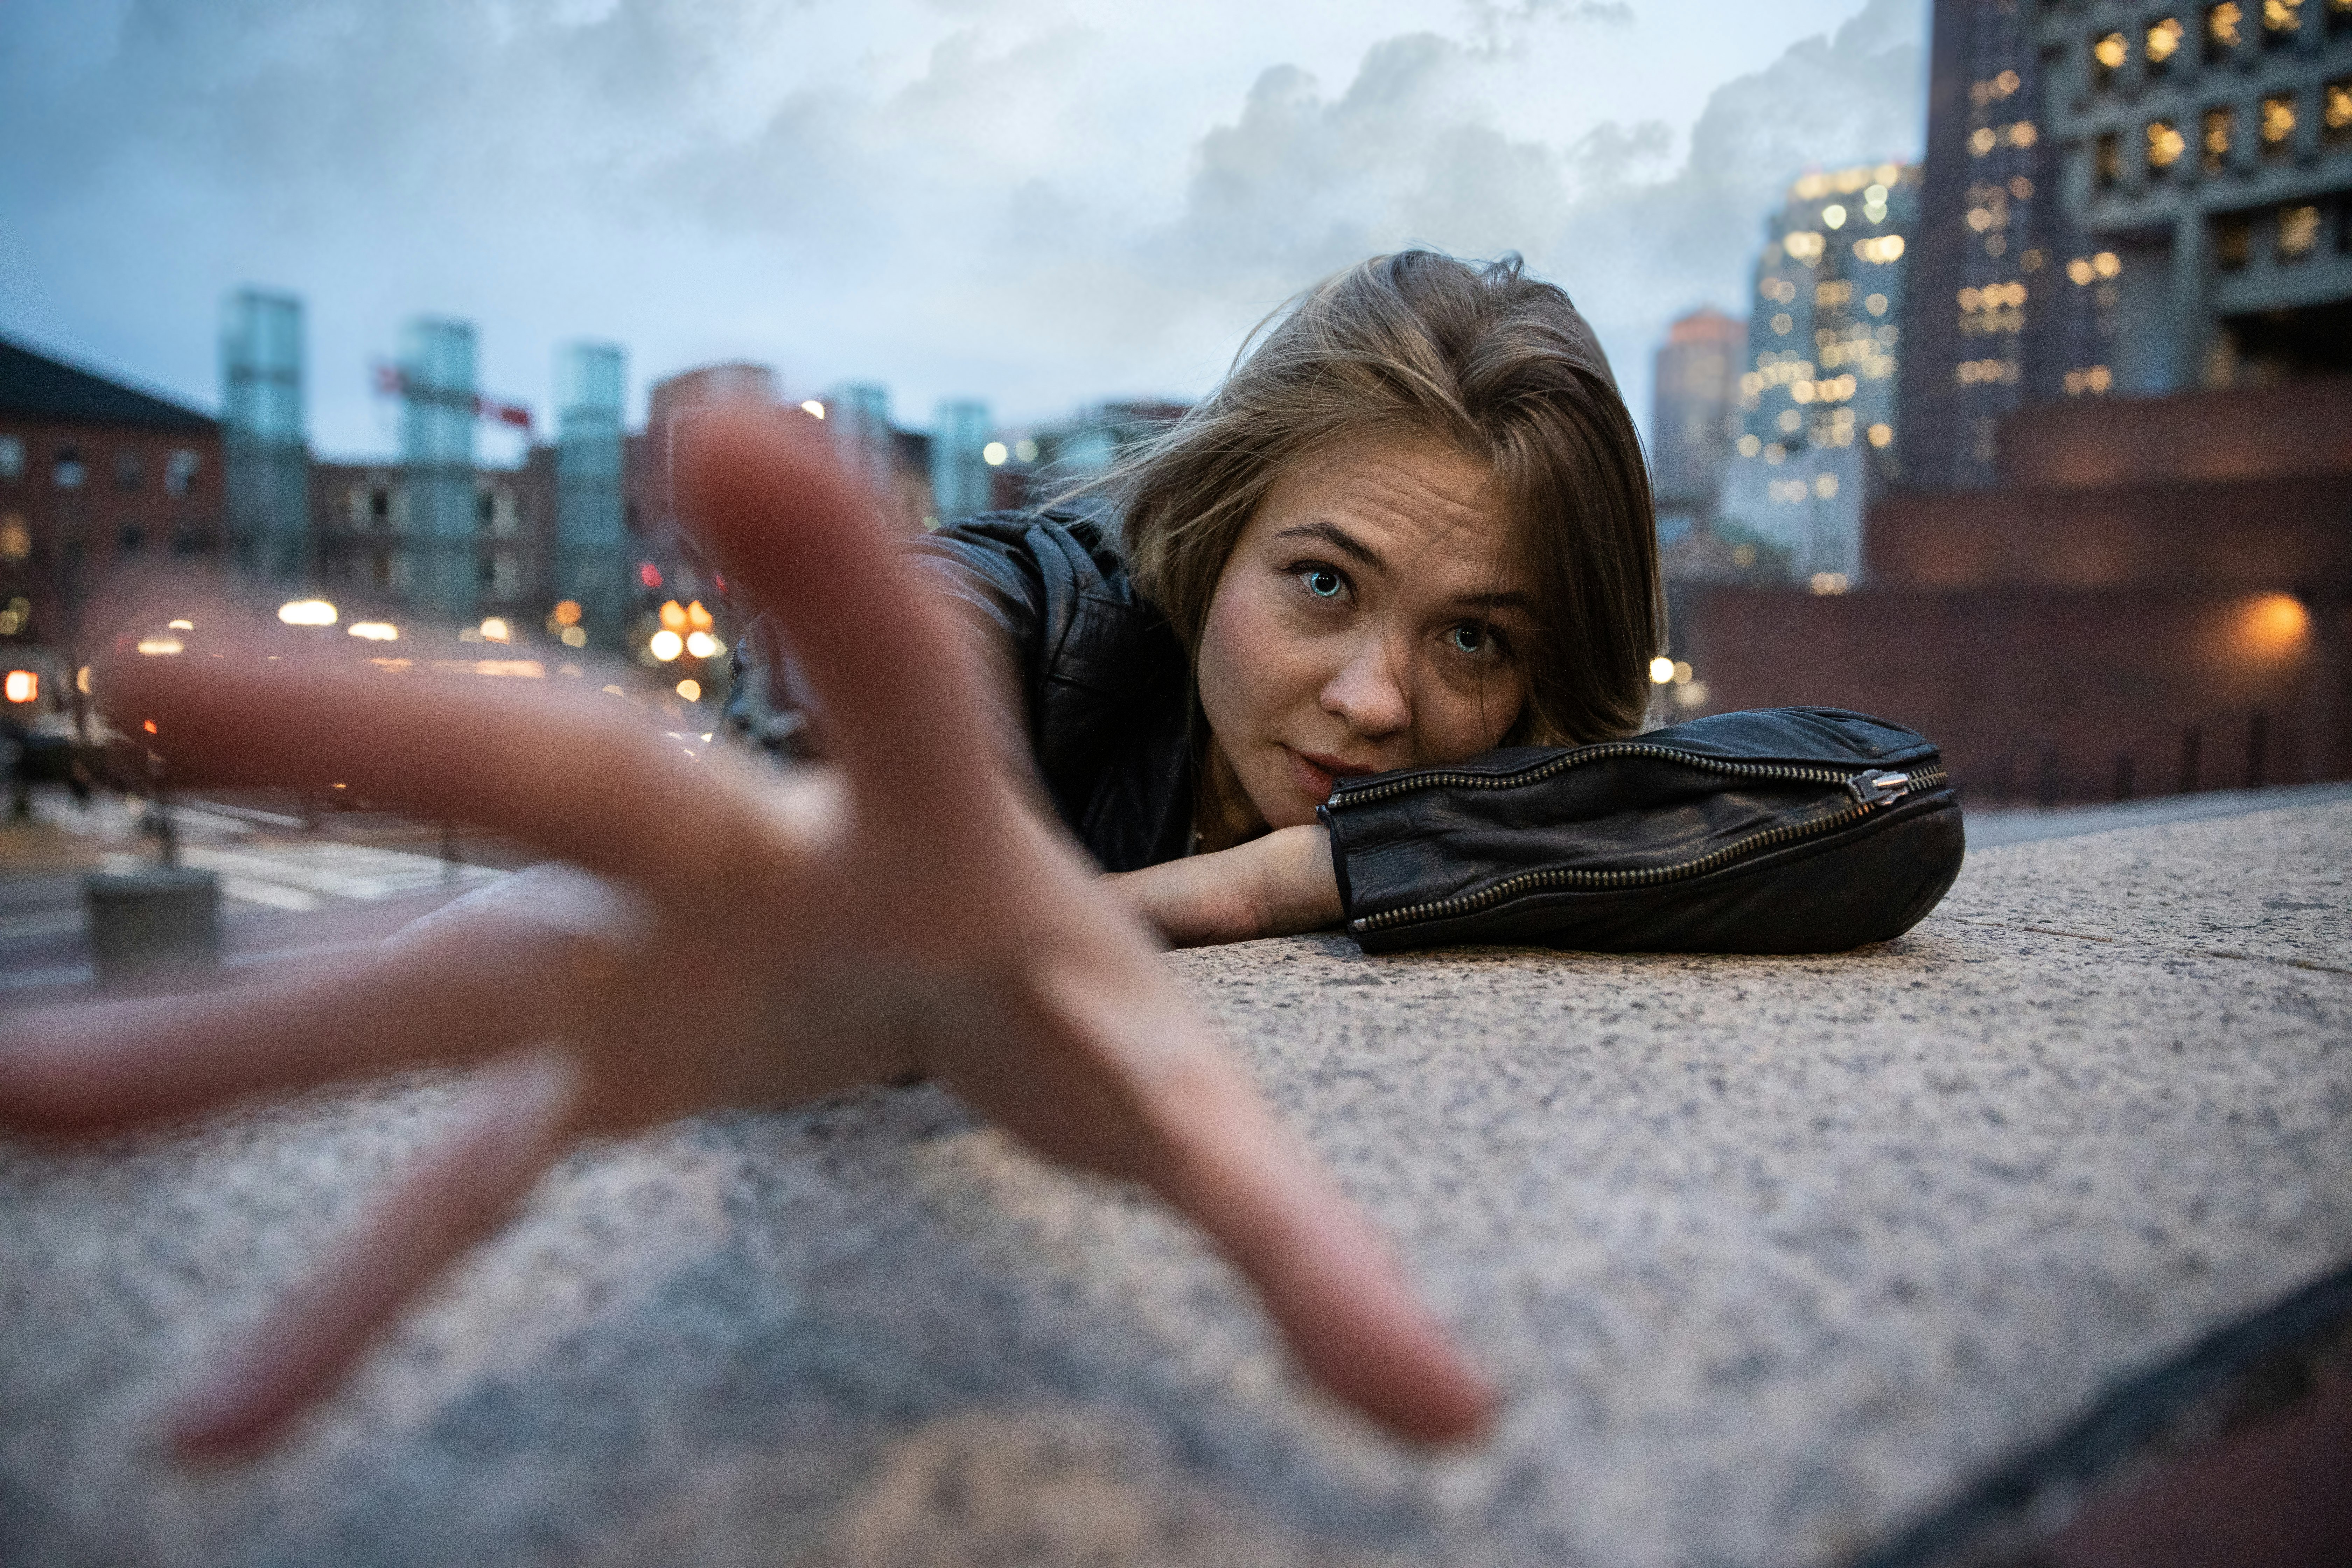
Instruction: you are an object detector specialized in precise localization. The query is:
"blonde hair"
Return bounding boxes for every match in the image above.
[1110,250,1661,747]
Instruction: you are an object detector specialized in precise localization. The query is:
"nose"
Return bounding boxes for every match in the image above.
[1320,630,1411,742]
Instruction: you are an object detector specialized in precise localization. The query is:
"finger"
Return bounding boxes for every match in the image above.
[96,654,774,904]
[171,1047,579,1458]
[673,408,999,834]
[0,921,581,1135]
[966,960,1494,1443]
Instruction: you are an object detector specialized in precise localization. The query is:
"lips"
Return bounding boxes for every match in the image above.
[1283,746,1378,804]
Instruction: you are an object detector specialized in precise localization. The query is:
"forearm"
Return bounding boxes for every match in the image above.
[1100,824,1342,947]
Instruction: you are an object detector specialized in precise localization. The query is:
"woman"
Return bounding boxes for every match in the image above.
[0,251,1699,1460]
[733,250,1660,948]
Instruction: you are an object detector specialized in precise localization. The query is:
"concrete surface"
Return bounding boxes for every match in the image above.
[1962,778,2352,849]
[1,801,2348,1567]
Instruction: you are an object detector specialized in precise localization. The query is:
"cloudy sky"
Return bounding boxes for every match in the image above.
[4,0,1926,463]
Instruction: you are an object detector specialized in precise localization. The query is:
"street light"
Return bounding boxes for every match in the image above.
[277,598,337,627]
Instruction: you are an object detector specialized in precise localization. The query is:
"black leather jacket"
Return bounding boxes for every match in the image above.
[728,511,1195,872]
[728,513,1962,953]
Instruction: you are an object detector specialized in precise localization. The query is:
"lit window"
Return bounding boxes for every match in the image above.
[0,435,19,481]
[2008,175,2034,200]
[2093,251,2122,278]
[2092,31,2128,82]
[164,449,198,497]
[2263,0,2304,38]
[2205,106,2236,172]
[1736,434,1761,457]
[2148,16,2187,64]
[1771,313,1794,336]
[2147,119,2187,170]
[1996,69,2020,96]
[1779,409,1803,433]
[2279,203,2322,259]
[1865,293,1888,316]
[2261,93,2296,157]
[2325,79,2352,145]
[53,447,85,490]
[2010,121,2037,148]
[2208,2,2245,53]
[1970,126,1997,156]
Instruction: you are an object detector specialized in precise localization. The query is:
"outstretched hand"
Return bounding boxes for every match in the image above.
[0,409,1490,1455]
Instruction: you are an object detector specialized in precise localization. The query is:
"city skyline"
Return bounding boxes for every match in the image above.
[5,0,1925,460]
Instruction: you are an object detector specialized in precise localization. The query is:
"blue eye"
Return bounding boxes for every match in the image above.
[1300,567,1345,600]
[1450,623,1486,655]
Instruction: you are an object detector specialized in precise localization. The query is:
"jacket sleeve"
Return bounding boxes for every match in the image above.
[721,512,1111,763]
[1316,710,1963,956]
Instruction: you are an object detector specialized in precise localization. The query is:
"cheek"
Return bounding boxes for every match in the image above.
[1412,666,1529,759]
[1196,574,1312,739]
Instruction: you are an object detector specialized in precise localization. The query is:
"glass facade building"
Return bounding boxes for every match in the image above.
[556,341,628,643]
[1716,162,1922,586]
[930,399,994,527]
[400,317,478,622]
[221,288,311,581]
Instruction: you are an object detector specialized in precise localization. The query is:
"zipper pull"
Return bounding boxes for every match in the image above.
[1847,770,1912,806]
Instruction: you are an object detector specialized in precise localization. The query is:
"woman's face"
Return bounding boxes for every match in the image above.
[1194,435,1534,837]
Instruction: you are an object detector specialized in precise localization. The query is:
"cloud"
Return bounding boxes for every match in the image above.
[0,0,1916,452]
[1139,0,1926,428]
[1459,0,1635,55]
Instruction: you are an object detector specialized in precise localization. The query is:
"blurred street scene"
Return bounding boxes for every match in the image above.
[1,0,2346,994]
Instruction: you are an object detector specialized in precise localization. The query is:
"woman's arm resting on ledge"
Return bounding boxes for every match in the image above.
[1101,824,1342,947]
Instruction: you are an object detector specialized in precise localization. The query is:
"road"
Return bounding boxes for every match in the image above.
[0,785,538,1004]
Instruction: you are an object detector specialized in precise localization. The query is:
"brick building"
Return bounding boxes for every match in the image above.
[308,450,556,629]
[0,335,224,649]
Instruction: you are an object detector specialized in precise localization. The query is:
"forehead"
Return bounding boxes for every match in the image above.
[1250,436,1522,588]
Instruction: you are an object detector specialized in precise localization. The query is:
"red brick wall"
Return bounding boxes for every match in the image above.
[0,416,225,646]
[1996,379,2352,490]
[1673,584,2350,805]
[1867,475,2352,591]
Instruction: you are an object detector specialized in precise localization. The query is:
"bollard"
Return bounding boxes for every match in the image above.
[83,867,220,982]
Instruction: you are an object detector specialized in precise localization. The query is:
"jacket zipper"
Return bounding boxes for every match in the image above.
[1342,756,1948,936]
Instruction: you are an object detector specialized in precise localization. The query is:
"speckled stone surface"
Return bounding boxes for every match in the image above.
[2,802,2348,1567]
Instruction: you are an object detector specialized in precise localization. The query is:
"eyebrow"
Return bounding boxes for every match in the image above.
[1270,520,1387,574]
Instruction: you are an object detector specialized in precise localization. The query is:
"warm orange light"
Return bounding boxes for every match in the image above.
[686,599,714,632]
[2241,592,2309,656]
[2,670,34,703]
[553,599,583,627]
[658,600,688,633]
[142,719,158,734]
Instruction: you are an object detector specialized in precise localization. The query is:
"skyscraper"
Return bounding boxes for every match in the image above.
[2033,0,2352,390]
[826,383,894,503]
[1649,308,1747,544]
[931,399,994,527]
[221,288,310,581]
[1717,161,1921,585]
[555,342,628,645]
[399,317,478,622]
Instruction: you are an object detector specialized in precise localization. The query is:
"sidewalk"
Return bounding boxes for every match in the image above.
[1,798,2347,1565]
